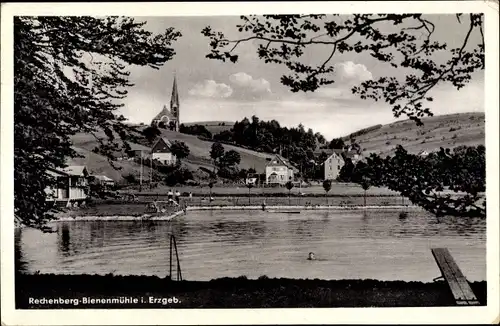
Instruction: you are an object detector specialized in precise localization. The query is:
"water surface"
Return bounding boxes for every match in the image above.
[15,210,486,282]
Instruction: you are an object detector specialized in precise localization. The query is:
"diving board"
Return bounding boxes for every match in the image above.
[431,248,480,306]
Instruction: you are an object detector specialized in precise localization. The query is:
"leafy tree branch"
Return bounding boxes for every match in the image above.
[203,14,484,124]
[15,16,181,228]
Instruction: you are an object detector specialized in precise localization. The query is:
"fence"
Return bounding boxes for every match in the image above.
[182,195,412,208]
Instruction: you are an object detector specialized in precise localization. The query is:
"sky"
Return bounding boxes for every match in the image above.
[118,14,484,139]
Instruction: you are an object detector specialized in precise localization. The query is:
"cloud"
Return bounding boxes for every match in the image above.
[301,62,372,102]
[334,61,373,83]
[229,72,272,99]
[188,80,233,98]
[312,87,357,101]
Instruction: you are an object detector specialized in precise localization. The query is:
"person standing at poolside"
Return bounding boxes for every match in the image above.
[175,189,181,204]
[168,189,173,205]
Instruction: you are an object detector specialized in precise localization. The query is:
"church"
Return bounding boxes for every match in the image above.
[151,76,180,131]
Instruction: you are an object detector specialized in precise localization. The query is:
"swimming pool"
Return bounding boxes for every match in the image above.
[15,209,486,281]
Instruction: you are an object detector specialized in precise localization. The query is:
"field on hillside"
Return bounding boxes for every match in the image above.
[138,127,276,171]
[70,126,275,182]
[69,146,154,182]
[183,121,234,135]
[343,112,485,156]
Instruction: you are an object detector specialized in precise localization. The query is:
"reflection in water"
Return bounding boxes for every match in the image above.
[15,209,486,282]
[15,228,26,273]
[59,223,71,255]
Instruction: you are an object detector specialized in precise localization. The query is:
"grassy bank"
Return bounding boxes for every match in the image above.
[16,273,486,308]
[122,183,399,197]
[55,197,415,219]
[55,203,179,218]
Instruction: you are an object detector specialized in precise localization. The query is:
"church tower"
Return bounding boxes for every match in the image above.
[151,75,180,131]
[170,75,180,132]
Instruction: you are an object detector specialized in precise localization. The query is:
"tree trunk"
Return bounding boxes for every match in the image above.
[364,189,366,207]
[288,191,291,205]
[248,188,251,205]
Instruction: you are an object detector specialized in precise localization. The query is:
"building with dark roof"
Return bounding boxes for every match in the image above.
[151,137,177,166]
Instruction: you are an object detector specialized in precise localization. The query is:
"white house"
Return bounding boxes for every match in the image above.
[45,165,89,205]
[323,150,345,181]
[265,155,298,185]
[151,137,177,165]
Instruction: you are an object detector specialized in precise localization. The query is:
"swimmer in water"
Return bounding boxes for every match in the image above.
[307,252,316,260]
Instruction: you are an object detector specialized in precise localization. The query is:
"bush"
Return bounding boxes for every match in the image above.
[164,167,193,186]
[157,164,178,175]
[217,166,240,180]
[142,126,161,144]
[123,174,138,184]
[180,124,212,139]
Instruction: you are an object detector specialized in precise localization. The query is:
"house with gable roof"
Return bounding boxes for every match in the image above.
[323,149,345,181]
[151,137,177,166]
[265,154,298,185]
[320,144,363,181]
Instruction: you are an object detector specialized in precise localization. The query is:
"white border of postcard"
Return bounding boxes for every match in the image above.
[1,1,499,325]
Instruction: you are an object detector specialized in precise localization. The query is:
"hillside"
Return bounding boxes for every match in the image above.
[69,146,155,183]
[140,127,276,171]
[340,112,485,156]
[70,127,275,182]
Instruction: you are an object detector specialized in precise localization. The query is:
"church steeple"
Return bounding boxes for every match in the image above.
[170,74,180,131]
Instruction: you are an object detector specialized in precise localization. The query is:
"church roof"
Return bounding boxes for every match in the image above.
[152,105,175,121]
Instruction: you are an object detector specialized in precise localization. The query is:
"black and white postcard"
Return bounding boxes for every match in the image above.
[1,1,499,325]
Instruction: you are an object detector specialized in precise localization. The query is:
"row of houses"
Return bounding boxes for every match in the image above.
[44,142,361,203]
[261,147,362,186]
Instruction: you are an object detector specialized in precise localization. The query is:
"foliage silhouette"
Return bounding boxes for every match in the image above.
[15,16,180,227]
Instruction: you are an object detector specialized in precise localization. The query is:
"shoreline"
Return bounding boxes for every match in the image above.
[54,204,421,221]
[15,273,487,308]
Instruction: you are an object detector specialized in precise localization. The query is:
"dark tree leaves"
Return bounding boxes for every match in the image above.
[203,14,484,124]
[170,141,190,162]
[360,145,485,218]
[15,16,181,228]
